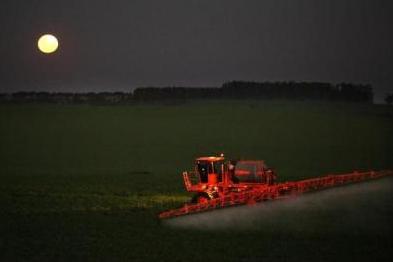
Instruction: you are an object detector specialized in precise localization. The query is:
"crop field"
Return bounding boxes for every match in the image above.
[0,100,392,261]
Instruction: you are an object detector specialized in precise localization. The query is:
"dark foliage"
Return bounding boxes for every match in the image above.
[0,81,373,104]
[385,93,393,105]
[0,91,134,105]
[132,81,373,103]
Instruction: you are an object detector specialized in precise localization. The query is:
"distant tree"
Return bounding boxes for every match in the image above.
[385,93,393,105]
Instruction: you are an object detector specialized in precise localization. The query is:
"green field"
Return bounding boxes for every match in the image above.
[0,101,392,261]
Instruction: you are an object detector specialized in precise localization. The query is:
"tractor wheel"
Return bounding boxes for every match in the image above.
[191,193,212,204]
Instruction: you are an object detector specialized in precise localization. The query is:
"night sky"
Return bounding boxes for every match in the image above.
[1,0,392,102]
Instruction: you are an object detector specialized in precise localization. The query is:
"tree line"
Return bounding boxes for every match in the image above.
[0,81,375,104]
[385,93,393,105]
[0,92,133,105]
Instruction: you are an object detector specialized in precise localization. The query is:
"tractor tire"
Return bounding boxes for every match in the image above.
[191,192,212,204]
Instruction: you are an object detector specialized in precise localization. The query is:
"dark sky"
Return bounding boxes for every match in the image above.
[1,0,392,101]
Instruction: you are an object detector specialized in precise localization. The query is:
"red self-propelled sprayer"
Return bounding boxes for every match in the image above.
[159,154,393,219]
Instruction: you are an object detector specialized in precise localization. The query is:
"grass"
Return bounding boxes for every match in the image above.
[0,100,392,261]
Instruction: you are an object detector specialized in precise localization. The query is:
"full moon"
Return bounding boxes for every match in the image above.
[37,34,59,54]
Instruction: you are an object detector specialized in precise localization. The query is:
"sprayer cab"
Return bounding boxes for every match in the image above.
[195,156,225,185]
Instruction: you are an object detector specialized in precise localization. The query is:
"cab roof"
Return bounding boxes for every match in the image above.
[196,156,225,162]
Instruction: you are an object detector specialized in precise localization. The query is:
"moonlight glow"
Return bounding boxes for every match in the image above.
[37,34,59,54]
